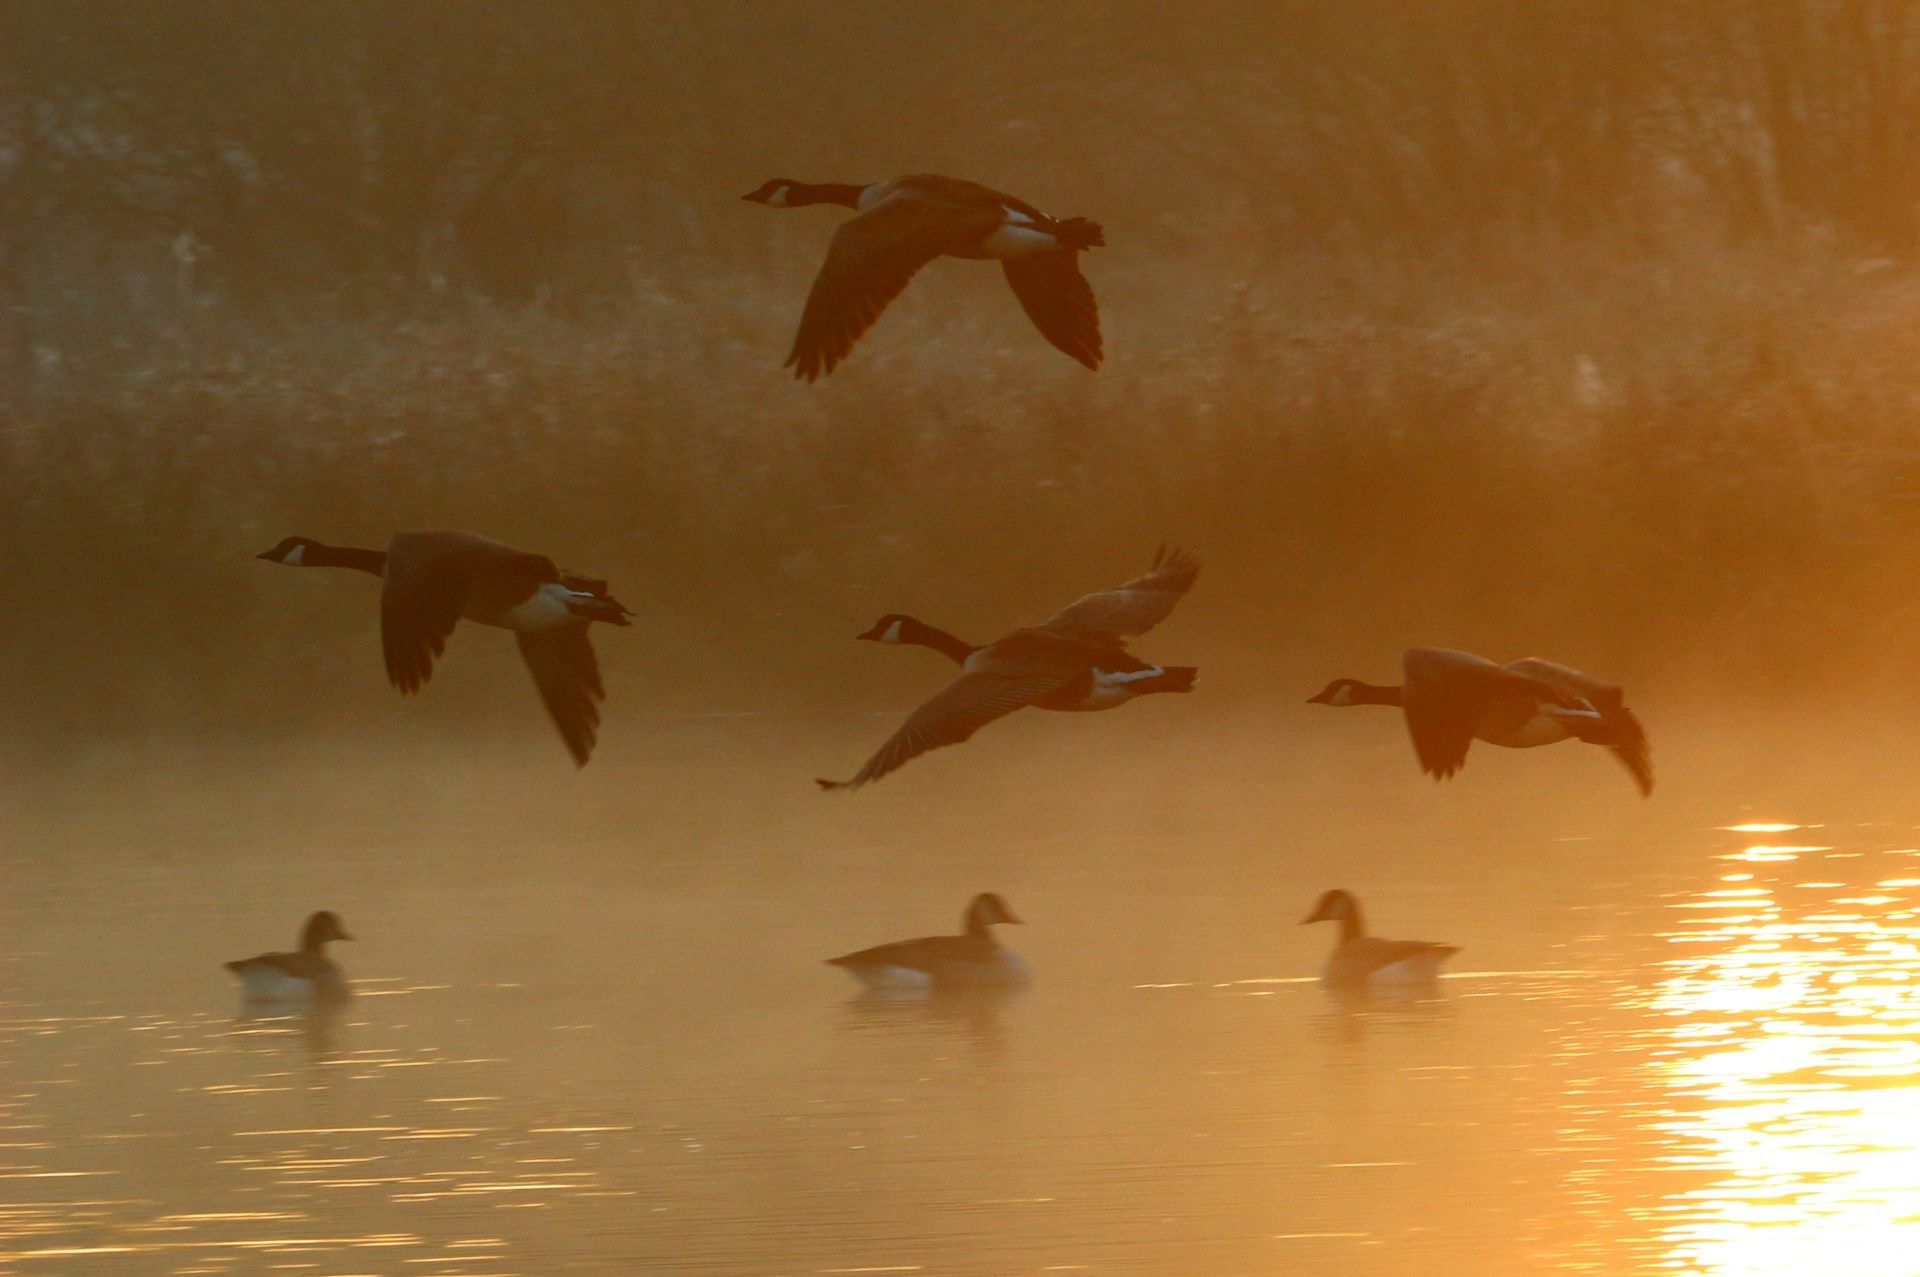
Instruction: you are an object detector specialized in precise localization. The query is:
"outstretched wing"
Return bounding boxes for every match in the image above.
[517,627,606,767]
[1507,657,1651,796]
[380,536,477,694]
[1400,648,1555,780]
[1002,251,1102,369]
[787,193,1002,381]
[379,533,552,693]
[1042,546,1200,641]
[818,670,1072,791]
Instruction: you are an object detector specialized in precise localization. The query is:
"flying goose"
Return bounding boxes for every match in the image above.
[225,911,353,1003]
[827,892,1029,990]
[1301,889,1459,987]
[819,547,1199,790]
[257,532,632,766]
[743,173,1103,380]
[1308,647,1652,796]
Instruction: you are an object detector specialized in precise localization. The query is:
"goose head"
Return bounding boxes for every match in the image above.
[855,613,920,644]
[1306,679,1362,707]
[301,910,353,950]
[1301,889,1357,926]
[257,535,321,566]
[741,179,799,207]
[966,892,1023,930]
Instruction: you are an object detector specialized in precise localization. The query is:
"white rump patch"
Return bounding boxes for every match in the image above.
[234,966,319,1003]
[494,583,589,632]
[845,964,934,991]
[972,223,1060,259]
[1369,953,1451,985]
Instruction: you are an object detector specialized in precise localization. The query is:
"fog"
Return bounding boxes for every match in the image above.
[12,4,1920,1273]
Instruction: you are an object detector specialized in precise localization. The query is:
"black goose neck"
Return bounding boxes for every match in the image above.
[307,543,387,575]
[792,181,866,208]
[902,619,980,664]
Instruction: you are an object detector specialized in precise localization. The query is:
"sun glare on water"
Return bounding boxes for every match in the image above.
[1649,837,1920,1276]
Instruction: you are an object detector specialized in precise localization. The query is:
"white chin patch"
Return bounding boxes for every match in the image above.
[769,186,790,207]
[283,544,306,566]
[880,620,904,644]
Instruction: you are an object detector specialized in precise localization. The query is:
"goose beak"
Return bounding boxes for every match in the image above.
[255,550,277,561]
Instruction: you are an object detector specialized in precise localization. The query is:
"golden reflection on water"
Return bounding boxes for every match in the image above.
[1652,825,1920,1276]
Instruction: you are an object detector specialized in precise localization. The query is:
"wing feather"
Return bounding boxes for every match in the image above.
[517,627,605,767]
[379,532,554,693]
[1002,250,1102,369]
[787,194,1001,381]
[1042,546,1199,640]
[1506,657,1651,795]
[819,670,1072,791]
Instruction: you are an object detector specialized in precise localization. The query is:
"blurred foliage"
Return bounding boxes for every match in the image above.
[8,1,1920,753]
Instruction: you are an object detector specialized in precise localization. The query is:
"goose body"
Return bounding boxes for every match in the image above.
[225,911,353,1004]
[743,173,1104,380]
[257,532,632,766]
[828,893,1030,990]
[820,547,1199,790]
[1308,647,1652,796]
[1302,890,1457,987]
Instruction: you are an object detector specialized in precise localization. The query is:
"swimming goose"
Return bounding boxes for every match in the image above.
[1301,890,1458,986]
[225,911,353,1003]
[1308,647,1652,796]
[819,547,1199,790]
[743,173,1103,379]
[256,532,632,766]
[827,892,1029,990]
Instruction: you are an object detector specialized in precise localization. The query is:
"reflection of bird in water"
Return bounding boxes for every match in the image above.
[1301,889,1458,988]
[840,984,1024,1059]
[225,910,354,1004]
[826,893,1030,991]
[232,1000,347,1063]
[820,548,1199,790]
[743,172,1104,379]
[1308,647,1652,796]
[256,531,632,766]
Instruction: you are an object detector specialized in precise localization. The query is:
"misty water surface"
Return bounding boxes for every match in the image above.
[8,716,1920,1275]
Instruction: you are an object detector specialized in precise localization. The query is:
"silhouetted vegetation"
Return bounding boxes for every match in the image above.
[10,1,1920,754]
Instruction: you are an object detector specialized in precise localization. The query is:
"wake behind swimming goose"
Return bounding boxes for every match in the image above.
[1308,647,1653,796]
[819,547,1199,791]
[827,892,1029,991]
[225,910,353,1004]
[1301,889,1458,987]
[743,173,1103,380]
[257,531,632,766]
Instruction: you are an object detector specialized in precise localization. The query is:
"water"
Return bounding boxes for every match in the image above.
[7,717,1920,1274]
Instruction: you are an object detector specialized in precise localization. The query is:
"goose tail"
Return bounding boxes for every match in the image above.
[1053,216,1104,251]
[565,593,633,626]
[1137,666,1197,695]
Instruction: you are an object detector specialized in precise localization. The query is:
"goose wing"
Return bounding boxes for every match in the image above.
[828,933,971,973]
[1344,937,1460,978]
[1042,546,1199,641]
[380,532,554,693]
[1003,251,1102,369]
[819,632,1084,791]
[517,627,605,767]
[1400,648,1563,780]
[1506,658,1652,796]
[787,192,1003,381]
